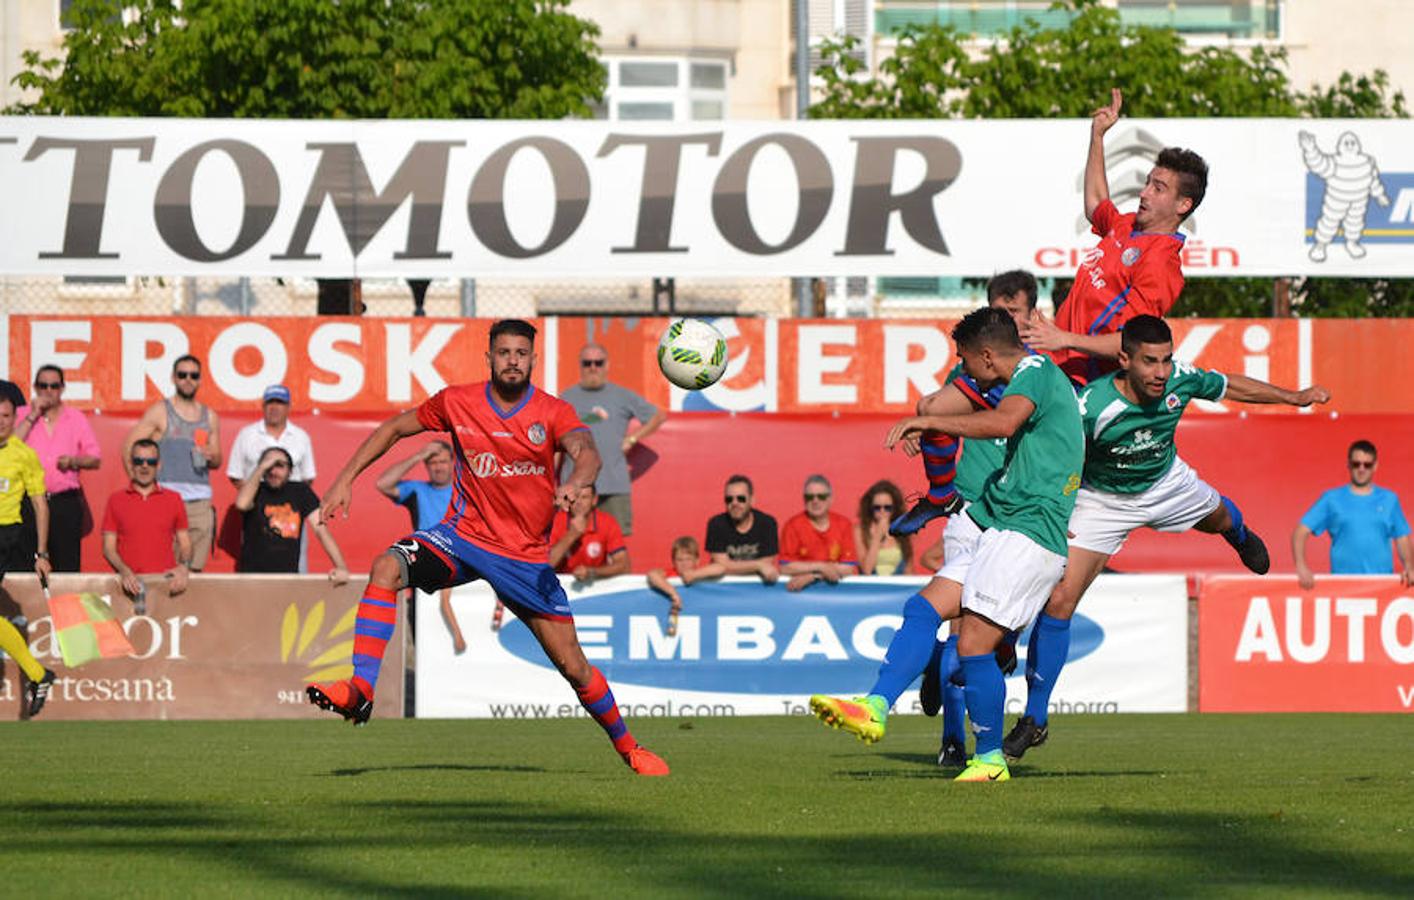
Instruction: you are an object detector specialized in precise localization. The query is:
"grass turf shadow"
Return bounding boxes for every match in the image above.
[9,796,1411,898]
[325,764,544,777]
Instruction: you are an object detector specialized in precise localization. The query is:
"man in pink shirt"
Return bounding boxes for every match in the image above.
[17,364,101,571]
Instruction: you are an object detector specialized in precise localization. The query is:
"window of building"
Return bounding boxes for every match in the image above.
[793,0,871,73]
[601,57,729,121]
[874,1,1282,43]
[59,0,131,31]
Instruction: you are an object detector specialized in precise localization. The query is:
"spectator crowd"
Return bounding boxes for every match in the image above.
[0,359,359,615]
[2,344,1410,623]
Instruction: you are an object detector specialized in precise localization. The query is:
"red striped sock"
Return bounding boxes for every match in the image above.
[575,667,636,755]
[351,584,399,700]
[921,431,959,503]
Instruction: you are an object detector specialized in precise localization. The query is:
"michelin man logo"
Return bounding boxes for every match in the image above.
[1299,130,1391,261]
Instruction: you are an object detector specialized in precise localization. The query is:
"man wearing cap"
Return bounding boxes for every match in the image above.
[225,384,317,485]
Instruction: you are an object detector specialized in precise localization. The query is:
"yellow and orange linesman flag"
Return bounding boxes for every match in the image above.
[46,593,135,668]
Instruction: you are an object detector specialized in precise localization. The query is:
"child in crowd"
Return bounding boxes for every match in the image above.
[646,536,724,635]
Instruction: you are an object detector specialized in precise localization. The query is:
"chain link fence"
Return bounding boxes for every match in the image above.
[0,275,803,318]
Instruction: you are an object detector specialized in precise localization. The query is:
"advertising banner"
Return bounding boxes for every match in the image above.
[0,574,403,720]
[1199,576,1414,713]
[8,313,1414,416]
[415,574,1188,718]
[3,117,1413,278]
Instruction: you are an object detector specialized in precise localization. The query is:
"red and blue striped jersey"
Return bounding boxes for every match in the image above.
[1053,199,1186,385]
[416,382,586,562]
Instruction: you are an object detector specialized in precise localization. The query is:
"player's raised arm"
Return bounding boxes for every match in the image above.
[1223,374,1332,408]
[321,409,427,522]
[556,429,601,510]
[1084,88,1122,223]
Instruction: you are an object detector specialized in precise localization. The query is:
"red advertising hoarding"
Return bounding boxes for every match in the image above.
[1199,576,1414,712]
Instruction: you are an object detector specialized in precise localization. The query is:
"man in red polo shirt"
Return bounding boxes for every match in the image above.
[779,474,858,592]
[548,483,629,581]
[1021,88,1208,385]
[102,438,191,613]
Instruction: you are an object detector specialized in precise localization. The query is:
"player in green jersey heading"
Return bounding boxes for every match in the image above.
[810,307,1084,783]
[1003,315,1331,759]
[806,281,1030,769]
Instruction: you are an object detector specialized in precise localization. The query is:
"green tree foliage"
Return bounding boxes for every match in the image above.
[812,0,1413,317]
[9,0,604,119]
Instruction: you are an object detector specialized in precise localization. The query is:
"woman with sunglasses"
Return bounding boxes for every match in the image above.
[853,480,912,576]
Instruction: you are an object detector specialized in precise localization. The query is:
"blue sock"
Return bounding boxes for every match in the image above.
[1221,495,1246,540]
[869,593,942,706]
[960,652,1005,756]
[940,636,966,743]
[1023,617,1040,686]
[1023,614,1072,725]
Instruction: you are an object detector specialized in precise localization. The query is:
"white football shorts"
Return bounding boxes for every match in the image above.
[934,504,984,584]
[961,527,1067,631]
[1068,456,1221,556]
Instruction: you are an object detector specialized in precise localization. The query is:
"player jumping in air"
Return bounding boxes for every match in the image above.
[892,88,1207,537]
[907,272,1034,767]
[1002,315,1330,759]
[811,307,1084,782]
[307,319,669,776]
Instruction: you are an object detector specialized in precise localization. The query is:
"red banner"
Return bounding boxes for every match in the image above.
[1199,576,1414,713]
[9,314,1414,415]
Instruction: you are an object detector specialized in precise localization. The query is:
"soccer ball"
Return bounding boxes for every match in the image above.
[657,318,728,391]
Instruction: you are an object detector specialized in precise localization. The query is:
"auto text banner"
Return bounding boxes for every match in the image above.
[0,574,403,720]
[1199,575,1414,713]
[3,117,1414,277]
[415,574,1187,719]
[9,314,1414,417]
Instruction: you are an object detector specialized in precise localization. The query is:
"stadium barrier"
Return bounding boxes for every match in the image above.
[1,574,403,721]
[414,574,1189,719]
[8,313,1414,417]
[1198,576,1414,713]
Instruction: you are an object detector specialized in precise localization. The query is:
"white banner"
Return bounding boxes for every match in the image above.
[415,574,1188,718]
[1,117,1412,277]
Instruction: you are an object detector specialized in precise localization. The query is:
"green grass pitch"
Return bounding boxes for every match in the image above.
[6,714,1411,897]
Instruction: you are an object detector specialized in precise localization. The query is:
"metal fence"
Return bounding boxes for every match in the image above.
[0,274,1029,319]
[0,275,808,318]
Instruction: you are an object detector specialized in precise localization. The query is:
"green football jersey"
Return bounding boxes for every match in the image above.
[969,355,1085,556]
[943,363,1007,502]
[1078,361,1228,494]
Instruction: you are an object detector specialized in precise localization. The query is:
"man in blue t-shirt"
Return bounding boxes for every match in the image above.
[373,439,464,650]
[1293,439,1412,587]
[376,440,455,531]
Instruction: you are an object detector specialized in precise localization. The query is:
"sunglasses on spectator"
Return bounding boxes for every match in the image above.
[804,492,830,501]
[724,494,749,503]
[1349,460,1375,469]
[174,371,201,381]
[580,359,606,368]
[131,457,159,467]
[872,504,894,512]
[34,381,63,389]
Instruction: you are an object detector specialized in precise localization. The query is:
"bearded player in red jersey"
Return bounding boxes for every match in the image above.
[892,88,1209,535]
[307,319,669,776]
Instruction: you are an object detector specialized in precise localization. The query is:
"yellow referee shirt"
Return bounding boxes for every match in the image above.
[0,436,46,526]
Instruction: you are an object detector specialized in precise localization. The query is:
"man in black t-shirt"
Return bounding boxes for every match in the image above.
[235,447,350,582]
[704,474,780,584]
